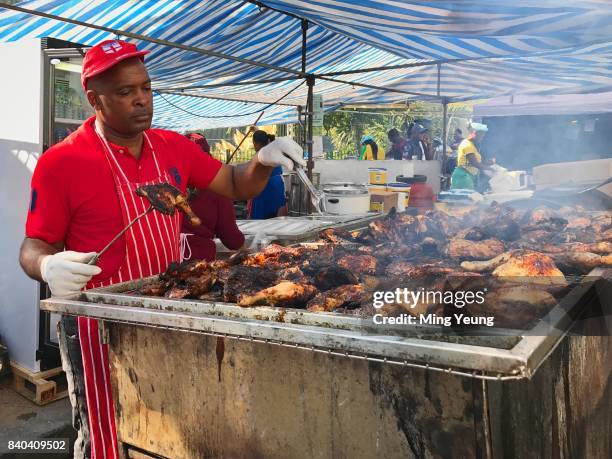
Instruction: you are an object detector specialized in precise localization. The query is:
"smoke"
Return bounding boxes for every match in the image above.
[480,113,612,171]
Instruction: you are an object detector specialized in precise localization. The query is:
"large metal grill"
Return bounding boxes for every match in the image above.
[40,267,608,380]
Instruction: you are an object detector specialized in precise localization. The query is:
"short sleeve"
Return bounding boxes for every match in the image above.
[215,197,245,250]
[25,152,70,244]
[179,135,223,189]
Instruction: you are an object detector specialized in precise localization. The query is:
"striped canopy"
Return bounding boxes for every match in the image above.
[1,0,611,129]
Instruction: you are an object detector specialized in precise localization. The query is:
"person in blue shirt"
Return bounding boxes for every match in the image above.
[248,130,288,219]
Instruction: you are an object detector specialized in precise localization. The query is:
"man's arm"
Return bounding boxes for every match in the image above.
[19,238,62,282]
[20,238,101,297]
[208,137,304,200]
[207,160,273,201]
[188,136,303,199]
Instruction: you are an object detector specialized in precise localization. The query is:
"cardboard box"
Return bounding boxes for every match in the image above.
[370,191,398,212]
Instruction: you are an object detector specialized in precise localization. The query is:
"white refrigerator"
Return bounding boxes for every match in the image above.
[0,37,91,372]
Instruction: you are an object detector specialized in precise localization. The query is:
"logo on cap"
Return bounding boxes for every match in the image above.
[102,41,123,54]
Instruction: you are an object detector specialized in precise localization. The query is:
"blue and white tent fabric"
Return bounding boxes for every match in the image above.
[0,0,611,129]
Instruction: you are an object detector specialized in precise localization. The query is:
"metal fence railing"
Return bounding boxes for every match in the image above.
[211,150,257,164]
[326,151,358,160]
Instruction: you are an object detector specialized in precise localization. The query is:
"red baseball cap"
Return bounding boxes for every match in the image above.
[81,39,149,90]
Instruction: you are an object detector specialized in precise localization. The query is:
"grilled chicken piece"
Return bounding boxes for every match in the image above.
[395,213,417,226]
[424,210,462,236]
[161,260,210,281]
[548,252,612,274]
[306,284,365,312]
[312,265,359,291]
[277,266,308,283]
[238,281,318,308]
[467,286,557,328]
[421,237,446,256]
[336,254,377,275]
[139,281,167,297]
[565,217,592,230]
[492,252,566,286]
[592,213,612,230]
[165,270,216,299]
[461,252,513,272]
[447,238,505,261]
[244,244,308,268]
[487,286,557,307]
[136,183,201,226]
[463,220,521,242]
[462,250,566,284]
[415,215,447,240]
[319,228,356,244]
[537,242,612,254]
[521,207,558,225]
[601,228,612,242]
[372,243,416,262]
[223,266,278,302]
[367,218,402,244]
[385,261,453,278]
[519,230,555,244]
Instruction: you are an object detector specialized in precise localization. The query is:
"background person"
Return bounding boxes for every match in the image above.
[248,130,288,219]
[405,124,431,160]
[451,122,491,190]
[386,128,408,160]
[181,134,244,262]
[185,132,210,153]
[450,128,463,152]
[359,135,383,160]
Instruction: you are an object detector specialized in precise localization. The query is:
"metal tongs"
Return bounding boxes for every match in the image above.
[294,163,326,214]
[88,206,154,265]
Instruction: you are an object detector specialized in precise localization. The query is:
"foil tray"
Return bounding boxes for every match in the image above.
[234,214,379,244]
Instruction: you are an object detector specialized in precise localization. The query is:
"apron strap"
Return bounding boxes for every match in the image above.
[180,233,193,262]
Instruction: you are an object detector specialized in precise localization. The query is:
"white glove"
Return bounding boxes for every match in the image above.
[40,251,101,297]
[257,137,306,171]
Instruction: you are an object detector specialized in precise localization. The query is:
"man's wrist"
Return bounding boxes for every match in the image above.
[253,152,274,169]
[39,255,51,283]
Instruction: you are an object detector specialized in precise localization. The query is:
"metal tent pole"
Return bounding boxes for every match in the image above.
[317,75,441,100]
[306,76,314,181]
[442,98,448,159]
[306,76,315,214]
[301,19,308,73]
[436,63,441,97]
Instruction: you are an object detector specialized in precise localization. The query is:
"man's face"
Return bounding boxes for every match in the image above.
[475,131,486,143]
[86,58,153,135]
[389,133,399,144]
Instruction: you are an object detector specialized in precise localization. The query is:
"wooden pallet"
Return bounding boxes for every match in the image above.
[10,362,68,405]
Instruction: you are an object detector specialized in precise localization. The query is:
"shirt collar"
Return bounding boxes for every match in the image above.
[88,116,151,160]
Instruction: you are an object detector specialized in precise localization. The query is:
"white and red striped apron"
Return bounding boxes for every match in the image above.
[78,125,181,458]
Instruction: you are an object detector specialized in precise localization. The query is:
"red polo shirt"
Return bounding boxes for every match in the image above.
[26,116,222,280]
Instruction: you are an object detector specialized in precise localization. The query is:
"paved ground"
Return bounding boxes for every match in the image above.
[0,375,75,458]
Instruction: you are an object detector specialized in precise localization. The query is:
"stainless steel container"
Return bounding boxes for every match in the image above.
[286,172,320,216]
[322,184,370,215]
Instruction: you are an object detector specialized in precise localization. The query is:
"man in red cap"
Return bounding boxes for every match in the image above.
[19,39,304,458]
